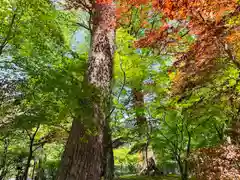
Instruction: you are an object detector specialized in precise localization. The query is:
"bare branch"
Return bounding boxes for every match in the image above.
[76,22,92,33]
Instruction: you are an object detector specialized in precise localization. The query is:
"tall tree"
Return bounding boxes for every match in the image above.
[57,0,116,179]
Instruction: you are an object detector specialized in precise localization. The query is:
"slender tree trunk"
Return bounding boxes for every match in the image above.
[57,1,116,180]
[23,125,40,180]
[177,160,185,180]
[35,159,45,180]
[182,131,191,180]
[23,145,33,180]
[0,137,9,180]
[133,88,146,172]
[133,88,157,175]
[175,153,185,180]
[16,156,24,180]
[145,143,148,171]
[133,88,147,129]
[31,159,36,180]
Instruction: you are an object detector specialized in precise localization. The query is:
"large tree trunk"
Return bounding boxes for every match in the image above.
[103,124,114,180]
[57,1,116,180]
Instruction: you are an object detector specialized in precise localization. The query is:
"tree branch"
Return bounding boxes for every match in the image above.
[76,22,92,34]
[105,59,126,120]
[0,13,16,55]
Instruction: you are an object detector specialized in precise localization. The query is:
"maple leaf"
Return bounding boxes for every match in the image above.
[130,0,240,94]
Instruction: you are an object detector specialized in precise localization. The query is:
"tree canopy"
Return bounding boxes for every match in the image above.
[0,0,240,180]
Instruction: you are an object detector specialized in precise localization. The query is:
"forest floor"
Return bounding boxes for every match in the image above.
[117,175,180,180]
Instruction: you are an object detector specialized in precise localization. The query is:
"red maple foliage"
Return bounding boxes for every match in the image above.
[65,0,240,94]
[129,0,240,94]
[116,0,160,30]
[96,0,113,4]
[190,144,240,180]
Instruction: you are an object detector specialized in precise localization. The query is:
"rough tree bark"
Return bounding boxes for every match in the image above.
[103,123,114,180]
[57,1,116,180]
[133,88,147,129]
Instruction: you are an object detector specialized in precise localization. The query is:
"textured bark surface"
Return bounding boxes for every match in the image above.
[103,123,114,180]
[132,88,147,127]
[57,1,116,180]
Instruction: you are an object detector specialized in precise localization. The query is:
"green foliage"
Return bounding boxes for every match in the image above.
[0,0,239,179]
[118,175,179,180]
[114,148,139,166]
[0,0,86,179]
[114,147,139,176]
[128,142,147,155]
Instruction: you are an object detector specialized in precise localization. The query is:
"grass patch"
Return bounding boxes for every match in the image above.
[116,175,179,180]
